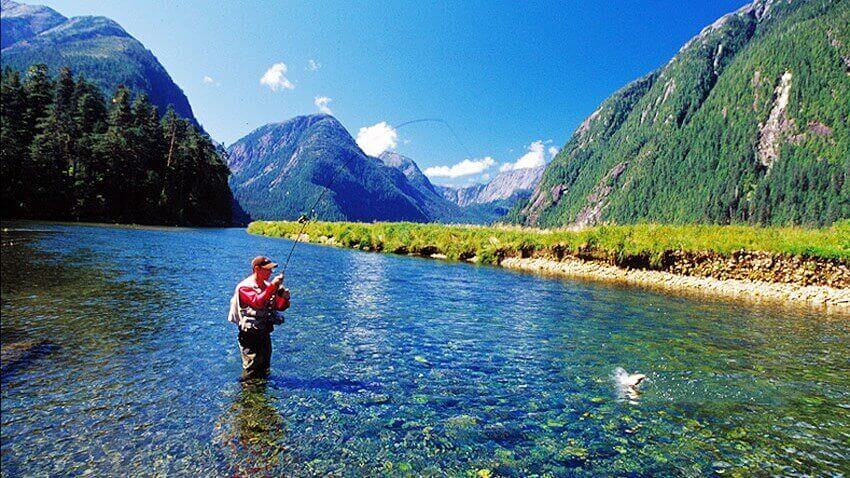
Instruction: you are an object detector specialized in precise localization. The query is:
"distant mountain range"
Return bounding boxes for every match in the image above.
[227,114,541,224]
[514,0,849,227]
[433,166,545,224]
[1,0,200,126]
[437,166,544,207]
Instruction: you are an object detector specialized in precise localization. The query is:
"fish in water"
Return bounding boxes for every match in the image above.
[614,367,647,400]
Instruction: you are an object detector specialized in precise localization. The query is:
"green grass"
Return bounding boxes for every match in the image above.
[248,220,850,265]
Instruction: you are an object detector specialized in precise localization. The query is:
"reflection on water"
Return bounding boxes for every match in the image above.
[214,379,288,475]
[1,223,849,476]
[345,249,390,316]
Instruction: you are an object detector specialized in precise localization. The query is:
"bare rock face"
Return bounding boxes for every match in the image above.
[439,166,545,207]
[807,121,833,137]
[475,167,546,204]
[573,162,629,227]
[437,183,485,207]
[756,71,794,172]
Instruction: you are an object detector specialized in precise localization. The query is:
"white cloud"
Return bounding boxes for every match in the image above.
[356,122,397,156]
[500,140,549,172]
[203,75,215,84]
[425,157,495,178]
[548,145,559,158]
[260,62,295,91]
[307,59,321,71]
[314,96,333,115]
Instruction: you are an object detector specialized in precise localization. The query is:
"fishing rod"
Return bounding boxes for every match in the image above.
[281,150,356,272]
[281,118,471,273]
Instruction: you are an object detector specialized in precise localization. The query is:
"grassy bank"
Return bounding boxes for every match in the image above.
[249,220,850,264]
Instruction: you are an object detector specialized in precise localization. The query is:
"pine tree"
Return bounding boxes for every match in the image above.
[94,86,138,221]
[2,66,232,225]
[72,76,108,219]
[1,68,28,215]
[132,93,165,222]
[28,68,77,218]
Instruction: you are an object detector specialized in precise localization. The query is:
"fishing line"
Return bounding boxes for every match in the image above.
[281,117,471,273]
[392,118,474,159]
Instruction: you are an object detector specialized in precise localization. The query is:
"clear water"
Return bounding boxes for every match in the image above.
[1,224,848,477]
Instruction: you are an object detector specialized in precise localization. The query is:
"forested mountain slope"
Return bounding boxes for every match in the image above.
[226,115,430,222]
[1,0,200,126]
[514,0,849,227]
[376,151,467,222]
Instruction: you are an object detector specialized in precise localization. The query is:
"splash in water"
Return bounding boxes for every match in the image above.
[613,367,647,402]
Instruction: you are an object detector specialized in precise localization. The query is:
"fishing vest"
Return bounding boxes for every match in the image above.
[228,278,279,333]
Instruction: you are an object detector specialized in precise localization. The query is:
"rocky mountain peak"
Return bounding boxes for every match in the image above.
[1,0,65,48]
[378,151,437,194]
[440,166,545,207]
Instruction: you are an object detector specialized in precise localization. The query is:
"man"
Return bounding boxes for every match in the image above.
[228,256,290,379]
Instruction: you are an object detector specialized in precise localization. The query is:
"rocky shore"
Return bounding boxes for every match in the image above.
[501,257,850,314]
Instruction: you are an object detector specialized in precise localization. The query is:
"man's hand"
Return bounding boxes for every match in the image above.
[272,274,284,286]
[278,288,290,300]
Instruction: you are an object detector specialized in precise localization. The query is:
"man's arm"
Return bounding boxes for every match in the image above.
[238,282,279,309]
[274,289,290,311]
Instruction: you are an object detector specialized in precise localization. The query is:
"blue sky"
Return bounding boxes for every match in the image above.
[41,0,747,186]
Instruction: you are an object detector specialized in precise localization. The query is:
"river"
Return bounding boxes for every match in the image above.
[1,224,848,476]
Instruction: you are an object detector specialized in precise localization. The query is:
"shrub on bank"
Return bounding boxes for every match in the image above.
[248,220,850,264]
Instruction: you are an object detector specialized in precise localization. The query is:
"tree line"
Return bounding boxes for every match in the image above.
[1,65,232,226]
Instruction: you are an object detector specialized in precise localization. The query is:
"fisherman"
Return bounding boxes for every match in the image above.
[228,256,290,379]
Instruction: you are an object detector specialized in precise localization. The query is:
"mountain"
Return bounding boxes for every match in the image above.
[1,0,200,126]
[375,151,545,223]
[226,114,431,222]
[376,151,467,222]
[434,167,544,224]
[438,166,545,207]
[515,0,849,227]
[227,116,541,225]
[0,0,64,47]
[378,151,436,195]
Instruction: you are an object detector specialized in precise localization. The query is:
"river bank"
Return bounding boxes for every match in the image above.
[248,221,850,313]
[501,257,849,311]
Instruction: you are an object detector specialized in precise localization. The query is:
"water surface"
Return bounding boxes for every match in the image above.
[1,224,848,476]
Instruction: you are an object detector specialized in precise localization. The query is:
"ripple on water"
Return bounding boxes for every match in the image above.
[1,224,849,476]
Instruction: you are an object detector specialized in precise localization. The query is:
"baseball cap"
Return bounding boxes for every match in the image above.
[251,256,278,269]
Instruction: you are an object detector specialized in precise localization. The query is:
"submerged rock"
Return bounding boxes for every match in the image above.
[445,414,479,429]
[1,339,54,376]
